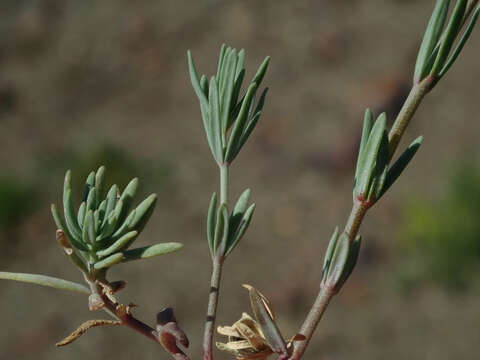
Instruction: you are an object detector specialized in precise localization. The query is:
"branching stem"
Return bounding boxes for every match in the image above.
[290,77,435,360]
[203,163,229,360]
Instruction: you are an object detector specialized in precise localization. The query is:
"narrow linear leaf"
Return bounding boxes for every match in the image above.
[220,50,238,132]
[380,136,423,198]
[209,77,224,162]
[51,204,88,251]
[414,0,451,82]
[213,204,226,253]
[225,82,258,163]
[355,114,387,197]
[102,185,118,228]
[187,50,208,105]
[117,178,138,224]
[86,186,96,212]
[128,194,157,233]
[200,75,209,97]
[122,242,183,262]
[97,231,138,258]
[207,192,218,257]
[216,44,227,79]
[94,253,124,270]
[431,0,468,76]
[337,235,362,289]
[325,232,350,291]
[355,109,374,182]
[225,203,255,256]
[0,272,89,294]
[321,226,340,281]
[63,180,82,240]
[438,5,480,78]
[251,56,270,88]
[82,171,95,202]
[77,202,86,228]
[95,166,106,203]
[229,189,251,234]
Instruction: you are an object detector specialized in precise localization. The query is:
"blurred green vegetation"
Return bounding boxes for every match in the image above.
[398,164,480,289]
[42,143,173,196]
[0,176,36,230]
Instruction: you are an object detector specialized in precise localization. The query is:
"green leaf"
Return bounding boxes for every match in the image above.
[355,109,374,183]
[98,207,120,241]
[207,192,218,257]
[83,171,95,202]
[82,210,95,244]
[213,204,226,254]
[431,0,468,76]
[102,185,118,227]
[243,284,288,357]
[209,77,224,162]
[77,202,86,230]
[225,203,255,256]
[128,194,157,233]
[122,242,183,262]
[187,50,208,105]
[215,205,230,256]
[225,82,258,163]
[63,171,82,239]
[220,49,238,133]
[229,189,251,234]
[414,0,451,82]
[251,56,270,89]
[380,136,423,198]
[51,204,88,251]
[94,253,124,270]
[117,178,138,224]
[96,231,138,258]
[0,271,90,294]
[354,113,387,198]
[321,226,340,280]
[324,232,350,291]
[337,235,361,289]
[438,4,480,78]
[95,166,106,203]
[86,186,96,212]
[216,44,227,79]
[371,129,390,201]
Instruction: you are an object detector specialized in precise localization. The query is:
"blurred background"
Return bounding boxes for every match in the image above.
[1,0,479,359]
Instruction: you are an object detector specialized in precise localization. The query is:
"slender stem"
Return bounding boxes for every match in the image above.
[290,78,434,359]
[203,257,224,360]
[220,164,229,204]
[289,201,366,360]
[88,280,159,344]
[289,287,334,360]
[203,163,229,360]
[388,78,431,159]
[344,200,368,241]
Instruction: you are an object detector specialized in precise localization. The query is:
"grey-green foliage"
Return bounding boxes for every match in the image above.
[51,166,182,278]
[321,228,361,293]
[353,109,423,206]
[188,44,270,165]
[207,189,255,258]
[414,0,480,85]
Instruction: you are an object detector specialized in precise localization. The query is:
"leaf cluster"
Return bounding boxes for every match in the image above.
[414,0,479,86]
[51,166,182,279]
[188,45,269,165]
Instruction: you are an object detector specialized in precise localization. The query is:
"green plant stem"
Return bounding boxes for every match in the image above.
[289,286,334,360]
[203,164,229,360]
[220,164,229,204]
[203,257,224,360]
[388,77,432,159]
[290,76,434,360]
